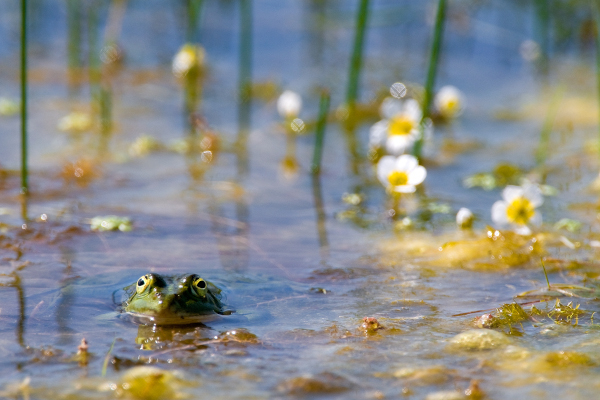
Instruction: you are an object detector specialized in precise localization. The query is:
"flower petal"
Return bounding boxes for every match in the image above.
[376,156,396,186]
[277,90,302,118]
[393,185,416,193]
[502,185,524,203]
[514,225,532,236]
[369,120,389,147]
[456,207,473,227]
[521,183,543,207]
[403,99,422,122]
[491,200,509,225]
[394,154,419,172]
[407,165,427,186]
[385,135,412,155]
[379,97,404,119]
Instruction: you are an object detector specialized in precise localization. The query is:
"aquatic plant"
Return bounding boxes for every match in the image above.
[278,372,354,395]
[548,299,585,325]
[311,90,330,175]
[75,338,89,366]
[369,98,422,156]
[553,218,582,233]
[456,207,474,229]
[376,154,426,194]
[360,316,383,334]
[20,0,28,196]
[491,183,543,235]
[186,0,203,43]
[0,98,19,116]
[594,1,600,156]
[517,283,599,300]
[377,227,547,270]
[128,135,163,158]
[413,0,447,160]
[173,43,206,134]
[112,366,195,399]
[277,90,302,120]
[66,0,82,91]
[172,44,205,79]
[433,85,464,120]
[57,112,92,133]
[463,162,524,191]
[345,0,370,110]
[534,88,562,167]
[473,303,530,330]
[61,158,100,187]
[90,215,132,232]
[448,329,511,352]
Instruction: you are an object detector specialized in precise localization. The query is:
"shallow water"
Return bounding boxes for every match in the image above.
[1,0,600,399]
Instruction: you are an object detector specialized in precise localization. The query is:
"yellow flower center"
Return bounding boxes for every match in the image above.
[506,197,535,225]
[443,98,458,113]
[388,171,409,187]
[389,116,414,136]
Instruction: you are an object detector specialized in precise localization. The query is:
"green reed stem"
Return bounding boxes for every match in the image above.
[541,259,550,290]
[186,0,203,43]
[102,337,116,377]
[413,0,446,160]
[236,0,252,175]
[535,88,562,167]
[99,85,113,150]
[311,90,331,175]
[67,0,82,71]
[594,0,600,158]
[88,1,100,106]
[238,0,252,110]
[533,0,549,75]
[345,0,369,109]
[20,0,28,195]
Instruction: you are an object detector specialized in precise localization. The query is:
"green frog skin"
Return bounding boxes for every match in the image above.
[122,273,232,325]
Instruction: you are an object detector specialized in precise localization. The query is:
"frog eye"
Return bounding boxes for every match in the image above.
[193,277,207,297]
[136,275,151,294]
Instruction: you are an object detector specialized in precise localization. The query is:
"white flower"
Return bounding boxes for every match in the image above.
[491,184,543,235]
[172,44,204,78]
[434,85,464,119]
[277,90,302,119]
[377,155,427,193]
[456,207,474,229]
[369,98,422,155]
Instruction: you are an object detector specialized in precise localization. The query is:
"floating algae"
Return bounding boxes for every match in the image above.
[378,228,547,270]
[547,299,586,325]
[447,329,511,352]
[473,303,530,329]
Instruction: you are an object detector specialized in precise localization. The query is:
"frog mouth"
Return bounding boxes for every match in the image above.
[125,311,220,325]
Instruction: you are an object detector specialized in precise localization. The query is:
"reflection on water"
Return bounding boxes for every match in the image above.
[311,175,329,252]
[135,323,212,351]
[55,247,76,345]
[13,273,26,349]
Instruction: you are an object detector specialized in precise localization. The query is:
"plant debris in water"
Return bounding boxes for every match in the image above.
[90,215,132,232]
[463,163,524,191]
[473,303,530,329]
[547,299,586,325]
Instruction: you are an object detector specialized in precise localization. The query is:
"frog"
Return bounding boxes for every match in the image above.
[122,273,233,325]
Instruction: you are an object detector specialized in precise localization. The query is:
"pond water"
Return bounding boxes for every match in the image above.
[1,0,600,399]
